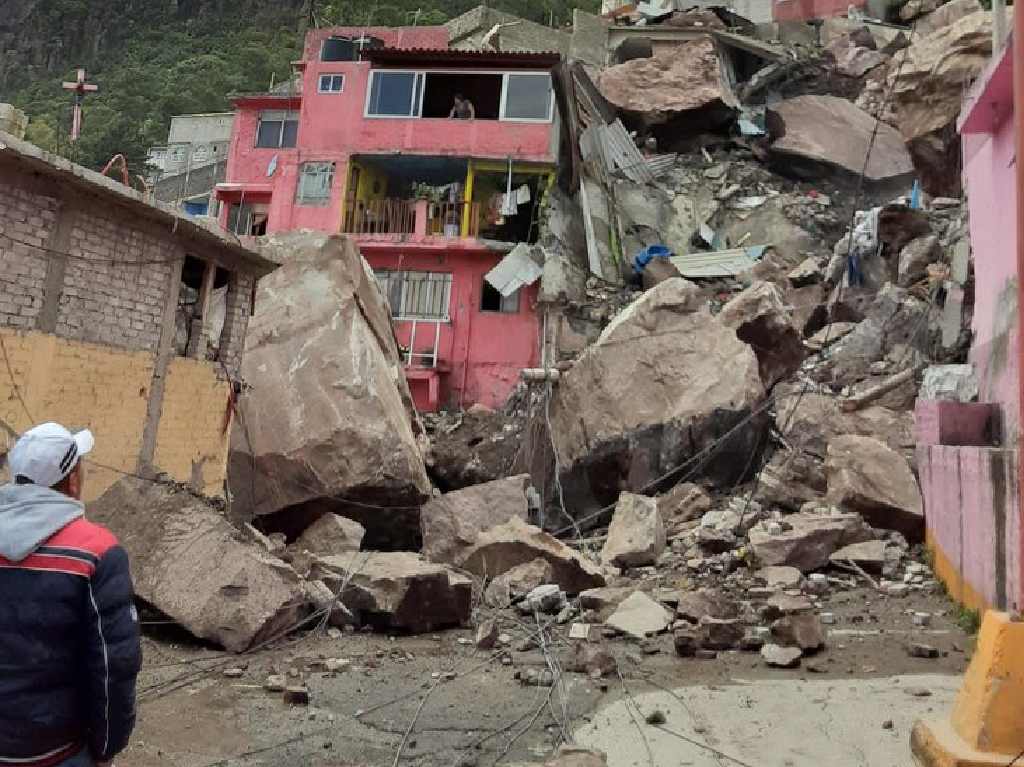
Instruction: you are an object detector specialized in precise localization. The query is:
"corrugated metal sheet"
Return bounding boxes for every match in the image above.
[600,119,655,184]
[669,245,768,278]
[485,243,544,296]
[645,153,677,177]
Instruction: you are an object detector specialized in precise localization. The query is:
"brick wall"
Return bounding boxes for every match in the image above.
[0,184,57,329]
[218,272,255,375]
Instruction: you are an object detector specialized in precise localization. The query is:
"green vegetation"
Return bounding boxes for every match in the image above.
[4,0,596,173]
[955,604,982,635]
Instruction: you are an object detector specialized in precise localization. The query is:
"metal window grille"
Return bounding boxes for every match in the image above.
[375,270,452,321]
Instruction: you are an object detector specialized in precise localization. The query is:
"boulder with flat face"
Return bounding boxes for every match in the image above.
[826,435,924,540]
[294,513,365,556]
[229,234,431,549]
[766,95,913,182]
[601,493,666,568]
[484,558,555,607]
[748,510,874,572]
[89,478,308,653]
[311,551,471,633]
[719,281,806,387]
[549,278,765,522]
[605,591,674,639]
[455,517,605,595]
[421,474,530,565]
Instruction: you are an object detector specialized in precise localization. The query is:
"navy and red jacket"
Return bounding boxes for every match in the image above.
[0,483,142,766]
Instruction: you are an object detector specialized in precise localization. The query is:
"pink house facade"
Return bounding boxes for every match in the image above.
[216,25,560,411]
[914,37,1023,615]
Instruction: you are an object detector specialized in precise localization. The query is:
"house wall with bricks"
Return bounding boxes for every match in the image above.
[0,132,274,500]
[914,44,1023,615]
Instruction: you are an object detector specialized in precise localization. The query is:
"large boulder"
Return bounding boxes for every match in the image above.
[826,435,924,539]
[601,493,666,568]
[228,234,431,549]
[755,449,827,511]
[88,478,308,653]
[748,510,874,572]
[766,95,913,183]
[889,10,995,195]
[483,558,554,607]
[455,517,605,594]
[598,36,737,136]
[719,281,806,386]
[549,278,766,521]
[421,475,530,565]
[311,552,471,633]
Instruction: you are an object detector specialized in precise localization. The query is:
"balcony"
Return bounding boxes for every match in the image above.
[342,198,481,239]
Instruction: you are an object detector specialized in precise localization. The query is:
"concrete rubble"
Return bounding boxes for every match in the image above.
[604,591,674,639]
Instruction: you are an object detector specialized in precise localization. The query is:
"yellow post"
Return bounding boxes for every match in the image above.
[911,611,1024,766]
[462,159,475,237]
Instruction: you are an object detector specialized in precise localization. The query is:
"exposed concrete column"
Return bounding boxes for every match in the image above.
[137,245,185,476]
[36,200,80,334]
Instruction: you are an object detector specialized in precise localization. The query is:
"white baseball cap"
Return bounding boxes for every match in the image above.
[8,422,95,488]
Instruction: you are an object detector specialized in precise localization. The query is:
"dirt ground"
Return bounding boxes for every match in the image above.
[122,585,970,767]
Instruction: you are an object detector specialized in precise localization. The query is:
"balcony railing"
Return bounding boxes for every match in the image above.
[342,198,480,238]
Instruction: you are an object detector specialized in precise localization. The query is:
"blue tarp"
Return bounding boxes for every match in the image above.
[633,244,673,274]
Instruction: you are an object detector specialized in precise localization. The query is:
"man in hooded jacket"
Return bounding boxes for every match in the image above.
[0,422,141,767]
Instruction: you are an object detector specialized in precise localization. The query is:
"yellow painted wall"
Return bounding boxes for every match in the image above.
[0,329,231,500]
[152,357,232,498]
[354,162,389,203]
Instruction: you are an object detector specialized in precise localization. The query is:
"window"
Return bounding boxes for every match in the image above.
[296,161,335,206]
[322,35,383,62]
[255,110,298,148]
[480,280,520,313]
[227,202,268,235]
[501,74,553,121]
[318,74,345,93]
[375,270,452,321]
[366,71,424,117]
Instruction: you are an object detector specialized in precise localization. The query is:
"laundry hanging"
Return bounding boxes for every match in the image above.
[500,156,518,216]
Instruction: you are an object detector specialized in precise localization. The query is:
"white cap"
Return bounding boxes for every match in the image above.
[8,422,95,488]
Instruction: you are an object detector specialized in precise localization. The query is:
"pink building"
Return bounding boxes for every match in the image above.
[216,25,560,411]
[915,37,1022,615]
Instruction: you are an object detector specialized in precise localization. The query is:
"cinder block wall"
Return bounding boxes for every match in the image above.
[0,160,256,498]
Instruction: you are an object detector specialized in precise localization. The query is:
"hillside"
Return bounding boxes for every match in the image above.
[0,0,595,171]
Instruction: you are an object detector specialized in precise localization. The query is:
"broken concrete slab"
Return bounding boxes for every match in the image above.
[766,95,913,183]
[484,558,556,607]
[579,586,636,616]
[720,195,818,268]
[549,278,765,519]
[771,614,826,653]
[456,517,605,595]
[825,435,924,540]
[293,513,365,556]
[311,552,471,633]
[229,234,431,549]
[89,478,308,653]
[605,591,674,639]
[830,540,888,573]
[762,643,802,668]
[421,474,530,565]
[664,188,720,257]
[719,280,806,386]
[805,323,857,352]
[601,493,666,568]
[598,35,737,129]
[748,510,874,572]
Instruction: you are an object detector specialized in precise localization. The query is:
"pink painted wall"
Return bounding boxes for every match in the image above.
[917,445,1021,612]
[772,0,867,22]
[364,246,540,410]
[914,43,1021,613]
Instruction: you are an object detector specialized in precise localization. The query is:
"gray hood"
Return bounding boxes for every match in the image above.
[0,483,84,562]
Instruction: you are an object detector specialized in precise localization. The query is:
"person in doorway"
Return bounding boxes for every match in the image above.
[0,423,142,767]
[449,93,476,120]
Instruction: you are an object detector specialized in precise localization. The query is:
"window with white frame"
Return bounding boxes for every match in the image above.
[501,73,554,121]
[367,71,424,117]
[318,73,345,93]
[255,110,299,148]
[375,270,452,321]
[296,161,335,206]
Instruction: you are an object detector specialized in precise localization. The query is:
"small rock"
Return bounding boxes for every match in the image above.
[568,643,618,678]
[673,629,699,657]
[645,709,667,725]
[518,668,555,687]
[695,649,718,660]
[885,583,910,598]
[882,720,894,730]
[283,686,311,705]
[771,614,826,653]
[523,584,567,614]
[498,633,513,646]
[909,644,939,659]
[324,658,351,673]
[264,674,287,692]
[756,566,803,589]
[569,623,593,642]
[912,612,932,627]
[457,637,473,646]
[739,633,765,652]
[223,668,245,679]
[761,643,802,668]
[904,686,932,697]
[476,619,499,650]
[820,612,836,625]
[805,573,829,594]
[699,617,745,651]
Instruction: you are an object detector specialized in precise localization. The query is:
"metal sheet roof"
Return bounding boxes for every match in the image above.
[485,242,543,296]
[669,245,768,278]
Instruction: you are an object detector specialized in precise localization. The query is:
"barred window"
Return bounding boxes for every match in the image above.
[375,270,452,321]
[296,161,335,206]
